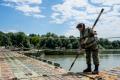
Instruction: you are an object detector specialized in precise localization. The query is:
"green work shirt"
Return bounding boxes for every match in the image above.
[80,28,98,49]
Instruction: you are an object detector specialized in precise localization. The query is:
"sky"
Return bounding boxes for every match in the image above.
[0,0,120,38]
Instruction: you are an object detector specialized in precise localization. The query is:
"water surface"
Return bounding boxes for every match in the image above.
[43,51,120,72]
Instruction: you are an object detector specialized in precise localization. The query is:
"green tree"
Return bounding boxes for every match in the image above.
[1,34,12,47]
[30,36,40,47]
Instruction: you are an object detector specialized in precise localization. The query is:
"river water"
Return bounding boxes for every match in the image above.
[43,51,120,72]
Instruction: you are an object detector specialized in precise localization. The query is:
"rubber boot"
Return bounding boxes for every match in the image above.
[83,64,92,73]
[92,65,99,74]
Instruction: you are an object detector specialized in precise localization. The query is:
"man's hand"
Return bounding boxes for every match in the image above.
[77,48,84,54]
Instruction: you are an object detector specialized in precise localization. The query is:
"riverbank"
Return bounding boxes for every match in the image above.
[101,49,120,51]
[44,49,83,55]
[44,49,120,55]
[21,49,120,55]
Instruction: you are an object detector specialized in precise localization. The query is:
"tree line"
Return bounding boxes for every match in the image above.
[0,31,120,49]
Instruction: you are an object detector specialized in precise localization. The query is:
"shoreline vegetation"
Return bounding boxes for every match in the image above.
[1,31,120,54]
[22,49,120,56]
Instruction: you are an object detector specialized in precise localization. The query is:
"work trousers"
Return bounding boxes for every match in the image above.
[85,48,99,65]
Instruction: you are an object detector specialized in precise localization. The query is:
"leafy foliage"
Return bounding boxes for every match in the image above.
[0,31,120,49]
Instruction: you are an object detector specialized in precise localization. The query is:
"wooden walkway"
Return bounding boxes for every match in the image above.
[0,48,120,80]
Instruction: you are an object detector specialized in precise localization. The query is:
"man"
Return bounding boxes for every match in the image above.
[76,23,99,74]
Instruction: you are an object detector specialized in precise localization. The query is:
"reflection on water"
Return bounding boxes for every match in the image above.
[43,51,120,72]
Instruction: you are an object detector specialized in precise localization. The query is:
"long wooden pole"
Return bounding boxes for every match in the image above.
[92,8,104,29]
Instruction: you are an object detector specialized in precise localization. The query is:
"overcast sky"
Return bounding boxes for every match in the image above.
[0,0,120,38]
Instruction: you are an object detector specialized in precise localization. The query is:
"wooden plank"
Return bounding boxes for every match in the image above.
[0,48,120,80]
[0,61,2,80]
[0,59,15,80]
[11,52,39,78]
